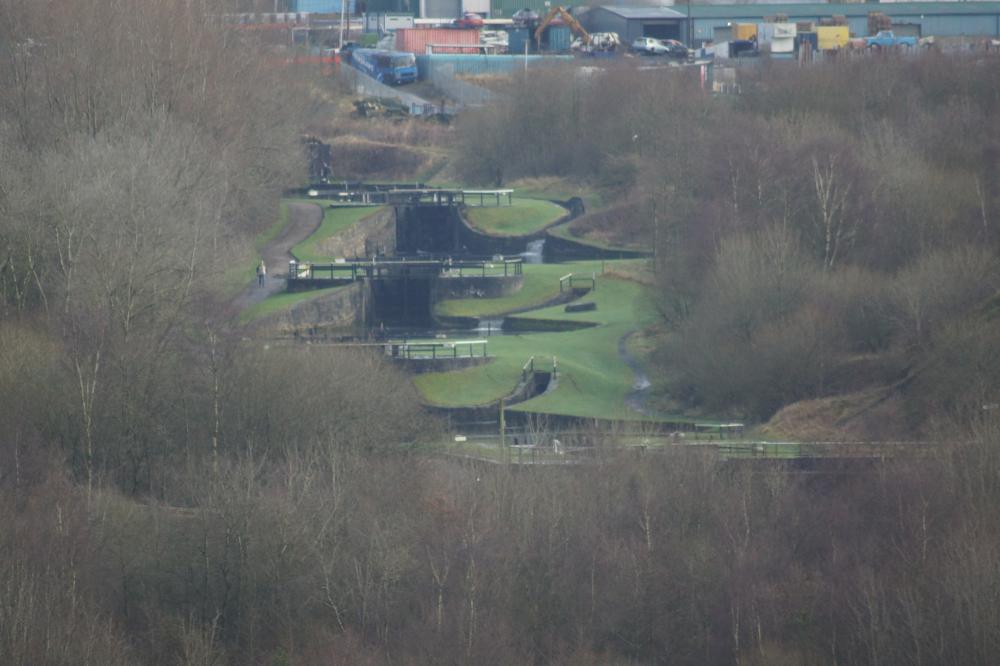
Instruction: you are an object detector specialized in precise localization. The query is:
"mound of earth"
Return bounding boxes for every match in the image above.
[564,200,647,248]
[759,387,912,442]
[330,137,442,180]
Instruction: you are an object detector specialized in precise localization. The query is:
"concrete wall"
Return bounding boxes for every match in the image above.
[371,277,434,326]
[395,205,462,253]
[432,275,523,300]
[251,282,367,337]
[421,63,494,106]
[316,205,396,258]
[455,204,572,255]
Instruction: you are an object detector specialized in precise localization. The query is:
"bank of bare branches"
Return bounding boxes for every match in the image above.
[456,57,1000,426]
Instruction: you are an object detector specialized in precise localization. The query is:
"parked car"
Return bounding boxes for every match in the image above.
[453,12,484,28]
[865,30,918,48]
[631,36,687,58]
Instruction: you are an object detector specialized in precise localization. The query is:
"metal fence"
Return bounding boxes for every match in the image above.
[341,66,458,115]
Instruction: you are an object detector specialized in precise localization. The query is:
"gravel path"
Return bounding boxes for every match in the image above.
[230,202,324,312]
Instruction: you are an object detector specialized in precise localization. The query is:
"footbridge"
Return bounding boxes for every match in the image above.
[287,256,523,286]
[302,186,514,207]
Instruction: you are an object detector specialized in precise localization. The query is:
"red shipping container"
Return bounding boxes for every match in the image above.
[395,28,481,54]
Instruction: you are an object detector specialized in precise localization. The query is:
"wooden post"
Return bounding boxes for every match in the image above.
[500,398,506,453]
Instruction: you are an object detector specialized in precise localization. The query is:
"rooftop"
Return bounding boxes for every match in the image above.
[684,2,1000,18]
[598,5,687,19]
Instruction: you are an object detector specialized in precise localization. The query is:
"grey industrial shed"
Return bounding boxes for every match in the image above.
[579,3,1000,47]
[585,6,688,44]
[683,3,1000,46]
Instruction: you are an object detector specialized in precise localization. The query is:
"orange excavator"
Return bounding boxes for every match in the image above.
[534,6,590,49]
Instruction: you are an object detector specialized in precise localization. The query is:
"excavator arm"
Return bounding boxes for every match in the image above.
[534,6,589,48]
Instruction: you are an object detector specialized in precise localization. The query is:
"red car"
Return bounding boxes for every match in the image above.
[453,12,484,28]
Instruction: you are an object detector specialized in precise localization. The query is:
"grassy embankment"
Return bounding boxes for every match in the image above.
[434,260,606,319]
[546,219,634,251]
[220,201,293,298]
[462,197,566,237]
[289,202,381,262]
[416,260,710,422]
[508,179,644,253]
[240,287,345,322]
[240,202,379,322]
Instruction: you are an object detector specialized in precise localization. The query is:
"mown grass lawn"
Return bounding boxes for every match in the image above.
[507,177,605,211]
[463,198,565,237]
[435,260,646,319]
[416,267,701,421]
[290,202,381,262]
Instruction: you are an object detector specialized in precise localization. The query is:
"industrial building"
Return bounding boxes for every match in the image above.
[291,1,1000,42]
[584,6,687,43]
[689,2,1000,44]
[582,3,1000,45]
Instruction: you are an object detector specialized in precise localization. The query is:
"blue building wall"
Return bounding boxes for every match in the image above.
[414,54,573,78]
[294,0,356,13]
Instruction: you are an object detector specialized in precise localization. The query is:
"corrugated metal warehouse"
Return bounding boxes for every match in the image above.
[585,6,687,43]
[579,3,1000,46]
[685,2,1000,44]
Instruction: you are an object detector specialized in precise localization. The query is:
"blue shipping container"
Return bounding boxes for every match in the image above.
[294,0,356,13]
[547,25,571,51]
[796,31,818,51]
[507,28,531,55]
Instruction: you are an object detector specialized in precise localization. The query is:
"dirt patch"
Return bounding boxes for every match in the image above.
[329,137,444,180]
[759,387,912,441]
[563,199,648,249]
[456,73,513,90]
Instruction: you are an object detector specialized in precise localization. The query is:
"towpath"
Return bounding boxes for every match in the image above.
[230,202,323,312]
[619,330,654,416]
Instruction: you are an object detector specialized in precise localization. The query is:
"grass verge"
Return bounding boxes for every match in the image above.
[508,177,605,210]
[289,202,381,262]
[416,266,699,421]
[240,286,345,323]
[219,202,292,299]
[434,260,642,319]
[463,198,566,237]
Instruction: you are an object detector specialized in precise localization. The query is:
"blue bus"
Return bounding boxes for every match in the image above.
[349,48,418,85]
